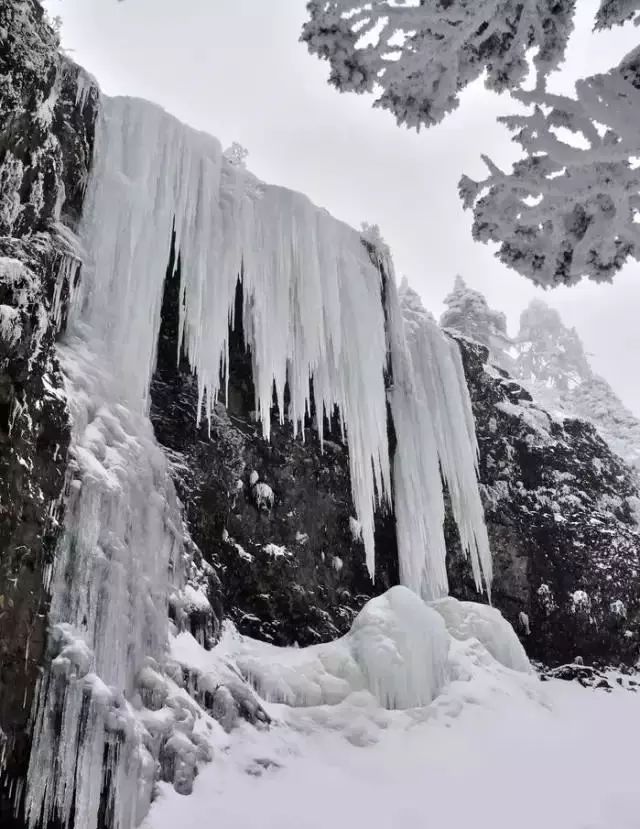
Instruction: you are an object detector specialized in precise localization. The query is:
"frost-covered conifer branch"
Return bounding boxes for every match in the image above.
[595,0,640,29]
[459,47,640,286]
[301,0,576,129]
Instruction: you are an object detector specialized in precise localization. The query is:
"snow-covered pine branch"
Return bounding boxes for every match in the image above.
[301,0,575,130]
[303,1,640,287]
[595,0,640,29]
[459,46,640,286]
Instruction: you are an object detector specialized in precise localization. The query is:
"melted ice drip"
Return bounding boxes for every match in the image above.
[25,326,185,829]
[78,96,392,575]
[387,274,492,600]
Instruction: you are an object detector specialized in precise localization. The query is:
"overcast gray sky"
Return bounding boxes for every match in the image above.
[47,0,640,414]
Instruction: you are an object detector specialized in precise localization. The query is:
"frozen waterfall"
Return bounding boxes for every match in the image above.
[78,96,392,577]
[25,92,492,829]
[389,278,492,600]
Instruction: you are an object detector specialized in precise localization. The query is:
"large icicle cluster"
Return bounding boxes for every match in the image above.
[80,96,391,576]
[25,91,494,829]
[386,275,492,600]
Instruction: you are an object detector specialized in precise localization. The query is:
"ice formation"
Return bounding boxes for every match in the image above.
[25,330,188,829]
[66,94,492,603]
[229,586,450,711]
[431,598,531,673]
[387,276,492,600]
[24,89,494,829]
[349,586,450,709]
[80,95,391,577]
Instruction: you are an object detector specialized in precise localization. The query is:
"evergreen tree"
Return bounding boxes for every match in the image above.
[440,275,513,369]
[303,1,640,286]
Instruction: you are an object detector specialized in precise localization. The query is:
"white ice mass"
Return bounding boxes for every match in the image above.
[25,90,496,829]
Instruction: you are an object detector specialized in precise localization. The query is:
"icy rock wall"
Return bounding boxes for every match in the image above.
[23,87,493,829]
[24,329,190,829]
[445,333,640,666]
[0,2,99,823]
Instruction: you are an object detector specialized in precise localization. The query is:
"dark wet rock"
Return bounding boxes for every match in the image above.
[446,334,640,668]
[0,2,98,823]
[150,262,399,648]
[539,662,639,692]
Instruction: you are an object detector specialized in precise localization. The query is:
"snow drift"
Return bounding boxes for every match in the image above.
[186,587,529,716]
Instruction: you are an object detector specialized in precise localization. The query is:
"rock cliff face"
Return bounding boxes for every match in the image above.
[150,256,399,649]
[447,335,640,667]
[150,271,640,670]
[0,2,97,823]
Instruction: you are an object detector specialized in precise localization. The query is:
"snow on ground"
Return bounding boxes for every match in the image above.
[143,589,640,829]
[146,676,640,829]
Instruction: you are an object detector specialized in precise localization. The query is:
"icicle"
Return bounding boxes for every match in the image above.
[51,252,82,331]
[77,96,392,575]
[386,268,492,601]
[74,66,98,114]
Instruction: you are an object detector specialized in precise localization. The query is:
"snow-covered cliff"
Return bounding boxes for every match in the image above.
[1,5,639,829]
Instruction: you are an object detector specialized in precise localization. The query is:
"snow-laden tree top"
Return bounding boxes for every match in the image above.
[301,0,576,130]
[595,0,640,28]
[303,1,640,287]
[440,275,511,356]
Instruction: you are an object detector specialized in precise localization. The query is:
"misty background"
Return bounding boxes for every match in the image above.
[45,0,640,414]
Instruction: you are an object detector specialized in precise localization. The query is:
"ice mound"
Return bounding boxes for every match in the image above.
[431,597,531,673]
[225,587,450,711]
[349,586,449,708]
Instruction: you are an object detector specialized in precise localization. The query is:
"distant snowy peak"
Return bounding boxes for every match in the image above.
[515,298,640,471]
[516,298,591,392]
[440,277,640,472]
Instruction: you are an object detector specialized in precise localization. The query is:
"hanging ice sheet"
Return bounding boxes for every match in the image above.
[79,95,392,577]
[385,270,492,601]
